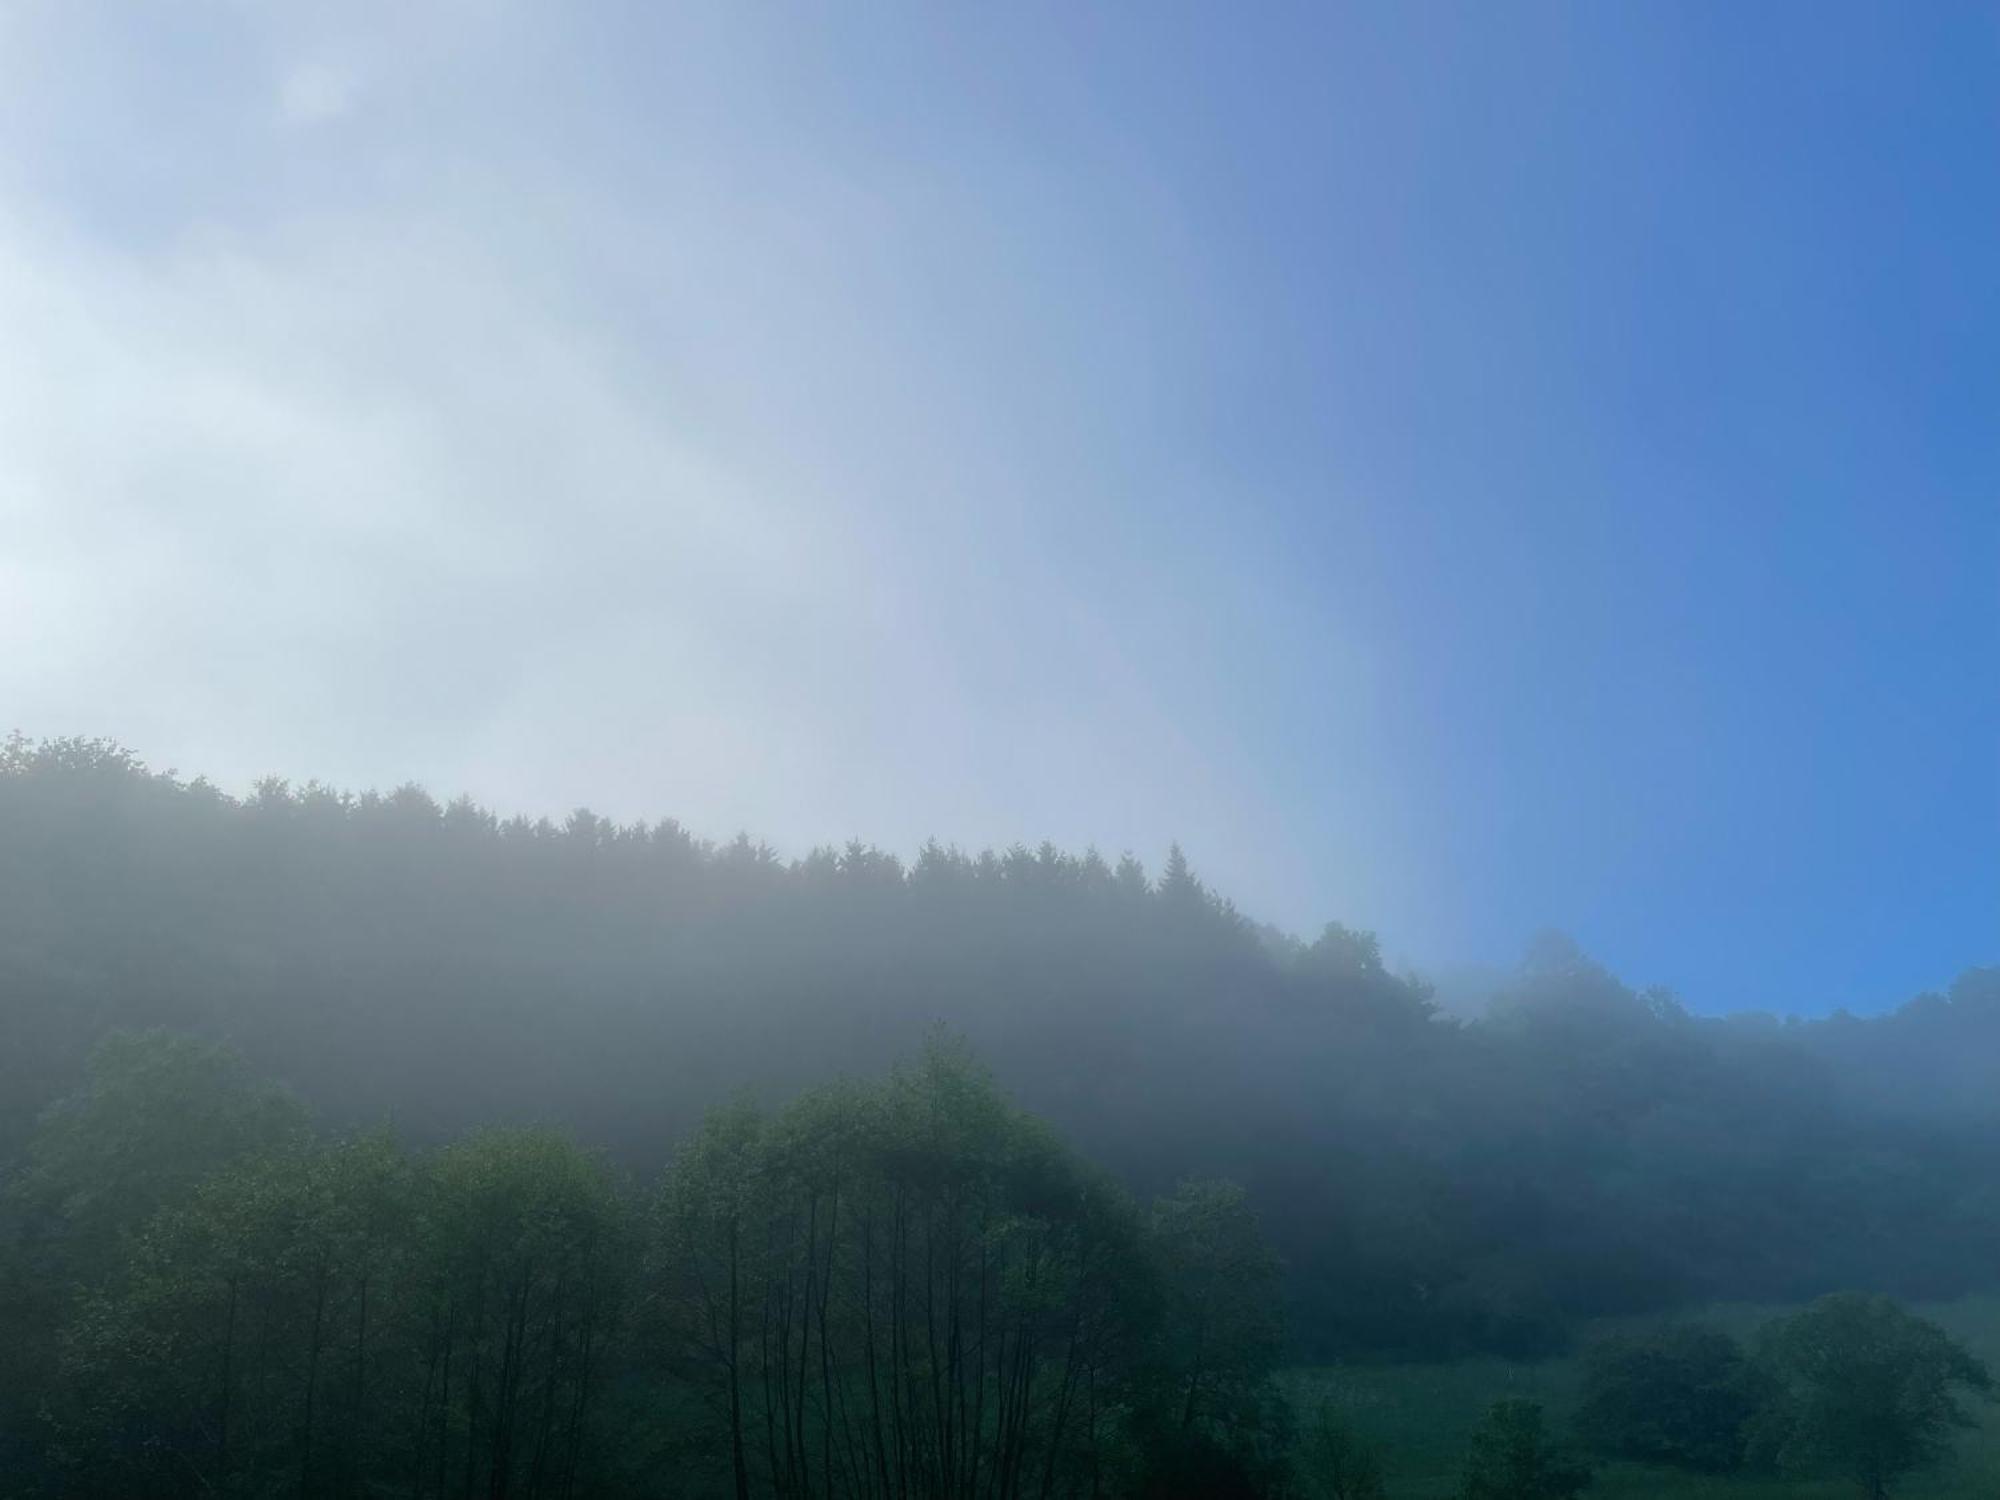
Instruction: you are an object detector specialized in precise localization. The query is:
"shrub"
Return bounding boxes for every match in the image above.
[1574,1322,1759,1471]
[1459,1399,1591,1500]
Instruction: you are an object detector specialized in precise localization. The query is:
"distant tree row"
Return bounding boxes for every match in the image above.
[1292,1297,1995,1500]
[2,1031,1990,1497]
[1573,1298,1993,1498]
[3,734,1998,1363]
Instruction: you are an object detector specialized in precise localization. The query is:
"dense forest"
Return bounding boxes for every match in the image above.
[3,735,1998,1495]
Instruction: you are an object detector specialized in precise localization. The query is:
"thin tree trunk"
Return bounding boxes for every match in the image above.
[301,1254,332,1500]
[728,1214,751,1500]
[349,1269,370,1498]
[216,1275,238,1484]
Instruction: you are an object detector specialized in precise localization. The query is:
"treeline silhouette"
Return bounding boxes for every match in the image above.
[3,734,1997,1366]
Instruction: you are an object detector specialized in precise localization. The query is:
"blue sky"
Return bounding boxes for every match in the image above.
[2,2,1993,1013]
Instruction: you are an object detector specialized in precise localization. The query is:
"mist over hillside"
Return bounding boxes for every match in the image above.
[6,735,1996,1362]
[6,3,1995,1492]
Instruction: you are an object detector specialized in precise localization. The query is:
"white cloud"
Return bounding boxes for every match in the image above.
[278,61,360,126]
[0,185,853,793]
[0,2,1401,940]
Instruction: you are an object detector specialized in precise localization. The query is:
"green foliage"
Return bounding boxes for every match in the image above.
[1127,1427,1272,1499]
[1295,1403,1386,1499]
[10,1031,308,1276]
[1748,1292,1995,1497]
[1458,1399,1592,1500]
[0,735,1997,1493]
[1150,1180,1285,1440]
[4,738,2000,1376]
[1574,1323,1760,1471]
[648,1034,1167,1498]
[1290,1300,2000,1499]
[36,1123,628,1499]
[0,1032,309,1495]
[1,1028,1292,1497]
[410,1128,631,1500]
[52,1132,413,1495]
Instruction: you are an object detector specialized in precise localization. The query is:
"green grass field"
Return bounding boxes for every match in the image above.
[1285,1297,2000,1499]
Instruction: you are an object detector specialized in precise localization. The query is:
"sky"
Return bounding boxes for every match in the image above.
[1,1,1993,1015]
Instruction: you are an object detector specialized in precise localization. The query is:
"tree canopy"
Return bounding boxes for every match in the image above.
[1573,1323,1761,1472]
[6,1031,1291,1498]
[1749,1293,1995,1498]
[3,734,1998,1372]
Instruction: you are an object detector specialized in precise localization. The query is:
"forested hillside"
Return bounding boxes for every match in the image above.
[4,734,1997,1363]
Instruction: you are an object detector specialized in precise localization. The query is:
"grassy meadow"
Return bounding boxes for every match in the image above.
[1286,1297,2000,1499]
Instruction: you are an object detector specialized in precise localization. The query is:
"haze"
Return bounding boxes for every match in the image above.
[10,9,2000,1500]
[3,1,1993,1014]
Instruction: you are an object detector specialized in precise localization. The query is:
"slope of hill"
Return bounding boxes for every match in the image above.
[4,734,1995,1356]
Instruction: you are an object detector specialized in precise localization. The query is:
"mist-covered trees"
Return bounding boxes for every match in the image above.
[1457,1400,1591,1500]
[55,1133,415,1496]
[648,1040,1184,1498]
[0,1032,312,1488]
[410,1130,630,1500]
[2,1030,1291,1499]
[4,741,2000,1493]
[1573,1324,1760,1472]
[1149,1181,1284,1444]
[1537,1303,1998,1494]
[3,735,2000,1366]
[9,1030,310,1278]
[1294,1406,1385,1500]
[39,1113,631,1499]
[1747,1293,1994,1498]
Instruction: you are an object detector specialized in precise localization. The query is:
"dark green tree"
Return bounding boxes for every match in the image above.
[1574,1323,1759,1471]
[1,1032,308,1496]
[1458,1399,1590,1500]
[1150,1180,1284,1440]
[1295,1403,1386,1500]
[647,1100,768,1500]
[51,1130,414,1499]
[649,1035,1170,1499]
[406,1129,630,1500]
[1135,1178,1289,1499]
[8,735,2000,1383]
[1749,1293,1995,1498]
[10,1031,308,1279]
